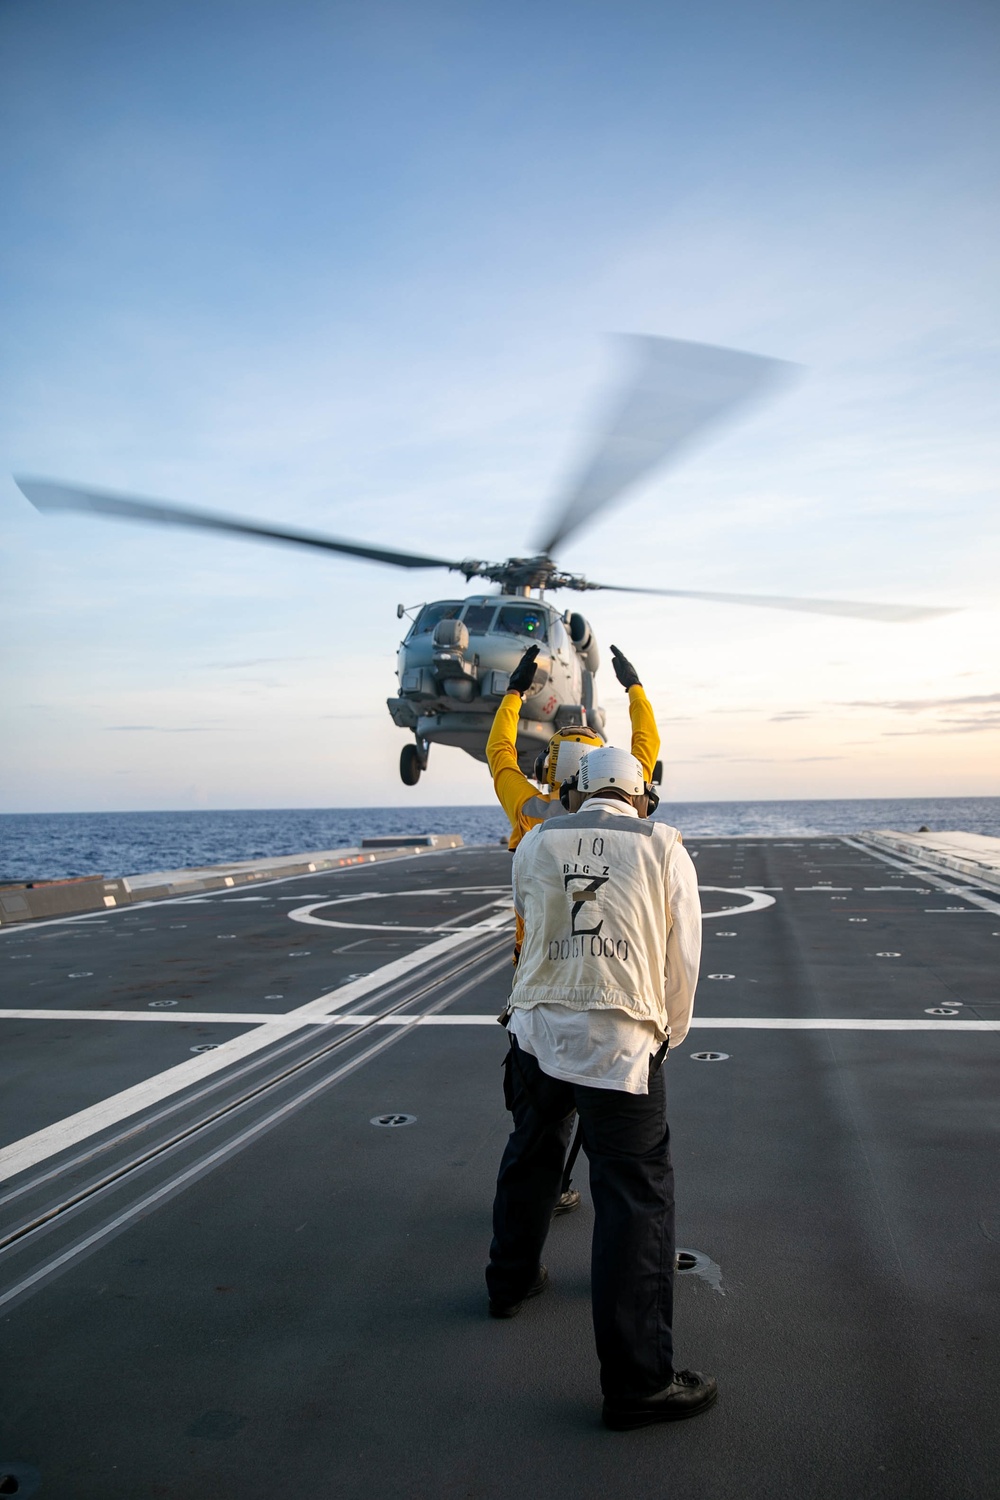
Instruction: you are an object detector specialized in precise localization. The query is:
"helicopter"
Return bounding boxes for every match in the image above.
[15,335,952,786]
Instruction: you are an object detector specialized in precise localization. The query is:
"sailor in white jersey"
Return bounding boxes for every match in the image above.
[486,745,718,1429]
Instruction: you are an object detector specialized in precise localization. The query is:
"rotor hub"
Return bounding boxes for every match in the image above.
[457,554,598,594]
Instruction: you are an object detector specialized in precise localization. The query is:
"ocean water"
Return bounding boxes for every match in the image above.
[1,798,998,885]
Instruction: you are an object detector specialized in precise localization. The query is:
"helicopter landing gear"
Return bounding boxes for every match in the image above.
[400,739,429,786]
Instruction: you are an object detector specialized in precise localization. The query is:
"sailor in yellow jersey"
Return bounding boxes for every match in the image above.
[486,641,660,853]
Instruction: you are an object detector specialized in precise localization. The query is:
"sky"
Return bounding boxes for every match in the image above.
[1,0,998,812]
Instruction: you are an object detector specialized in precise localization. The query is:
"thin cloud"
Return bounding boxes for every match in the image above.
[199,656,314,669]
[715,756,775,763]
[769,710,814,721]
[842,692,1000,712]
[669,751,843,763]
[105,724,220,733]
[884,715,1000,737]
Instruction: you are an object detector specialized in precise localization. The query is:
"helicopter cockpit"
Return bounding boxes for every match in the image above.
[407,599,551,643]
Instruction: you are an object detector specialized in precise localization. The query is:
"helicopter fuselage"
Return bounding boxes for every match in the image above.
[387,594,605,781]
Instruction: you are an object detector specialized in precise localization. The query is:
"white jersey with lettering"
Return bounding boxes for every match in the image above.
[510,800,701,1055]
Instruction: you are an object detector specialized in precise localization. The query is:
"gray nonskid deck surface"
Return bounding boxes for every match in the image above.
[0,838,997,1499]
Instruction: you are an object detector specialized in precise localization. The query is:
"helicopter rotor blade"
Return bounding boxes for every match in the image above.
[535,335,796,557]
[15,477,468,574]
[586,580,954,623]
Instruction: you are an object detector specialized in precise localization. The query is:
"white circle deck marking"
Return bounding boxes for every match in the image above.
[876,952,901,958]
[698,888,776,919]
[707,974,735,981]
[287,887,513,934]
[68,972,93,978]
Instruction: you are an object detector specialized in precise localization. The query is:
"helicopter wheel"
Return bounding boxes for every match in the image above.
[400,743,423,786]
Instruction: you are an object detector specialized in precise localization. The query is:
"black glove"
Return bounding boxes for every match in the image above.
[507,645,540,695]
[610,644,640,690]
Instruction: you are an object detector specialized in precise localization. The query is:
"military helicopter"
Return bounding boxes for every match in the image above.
[15,336,952,786]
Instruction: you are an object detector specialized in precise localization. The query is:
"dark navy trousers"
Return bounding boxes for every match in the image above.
[487,1036,675,1397]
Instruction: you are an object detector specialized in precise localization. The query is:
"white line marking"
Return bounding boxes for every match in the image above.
[1,1011,309,1025]
[0,910,513,1185]
[4,1011,992,1033]
[686,1017,998,1031]
[0,980,490,1313]
[337,1016,997,1031]
[841,839,1000,916]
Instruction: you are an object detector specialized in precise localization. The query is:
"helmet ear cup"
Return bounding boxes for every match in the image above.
[559,773,579,810]
[533,752,547,785]
[643,782,660,816]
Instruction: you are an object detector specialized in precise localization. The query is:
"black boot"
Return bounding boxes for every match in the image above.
[602,1369,718,1429]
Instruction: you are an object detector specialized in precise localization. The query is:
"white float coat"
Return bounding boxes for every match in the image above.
[508,798,702,1094]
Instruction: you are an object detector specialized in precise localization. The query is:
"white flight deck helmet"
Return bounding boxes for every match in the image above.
[578,745,645,798]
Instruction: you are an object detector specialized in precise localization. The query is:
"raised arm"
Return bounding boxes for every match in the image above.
[486,647,551,843]
[611,645,661,782]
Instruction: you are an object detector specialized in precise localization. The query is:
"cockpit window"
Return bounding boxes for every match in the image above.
[494,605,549,641]
[461,603,498,634]
[411,602,462,635]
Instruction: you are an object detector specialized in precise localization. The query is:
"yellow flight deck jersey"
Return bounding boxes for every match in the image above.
[486,685,661,852]
[487,686,661,962]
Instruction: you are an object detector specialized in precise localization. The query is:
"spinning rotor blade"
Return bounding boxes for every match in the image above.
[536,335,795,557]
[588,580,954,623]
[15,477,466,573]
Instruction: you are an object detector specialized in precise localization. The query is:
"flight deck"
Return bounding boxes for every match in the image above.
[1,834,997,1500]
